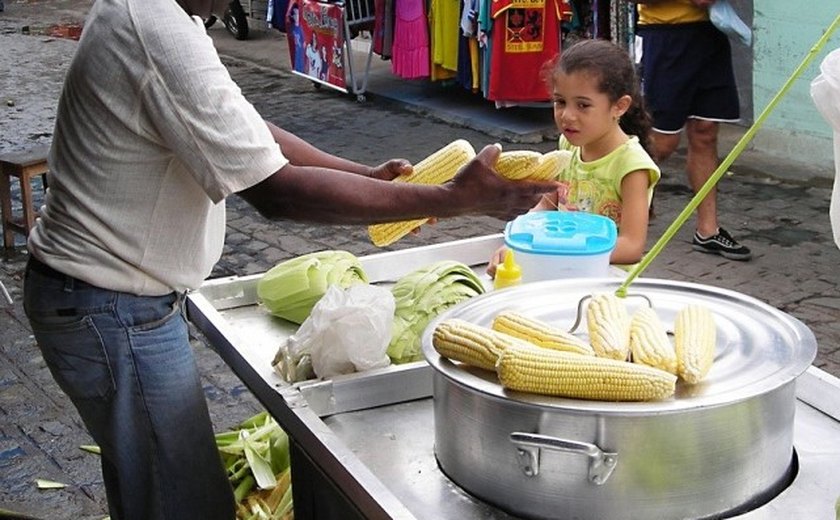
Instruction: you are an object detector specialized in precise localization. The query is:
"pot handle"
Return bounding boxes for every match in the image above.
[509,432,618,485]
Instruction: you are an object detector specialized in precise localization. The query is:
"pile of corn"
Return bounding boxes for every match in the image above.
[432,294,717,402]
[368,140,572,247]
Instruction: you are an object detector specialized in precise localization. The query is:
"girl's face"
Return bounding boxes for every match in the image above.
[551,70,629,150]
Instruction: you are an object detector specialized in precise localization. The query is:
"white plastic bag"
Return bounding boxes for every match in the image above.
[710,0,752,46]
[276,284,394,381]
[810,48,840,250]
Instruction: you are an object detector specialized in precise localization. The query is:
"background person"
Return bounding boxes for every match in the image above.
[22,0,559,518]
[632,0,752,260]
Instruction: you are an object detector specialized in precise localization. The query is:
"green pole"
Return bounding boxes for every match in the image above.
[616,14,840,298]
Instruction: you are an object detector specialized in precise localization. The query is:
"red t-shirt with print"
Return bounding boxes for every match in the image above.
[488,0,572,102]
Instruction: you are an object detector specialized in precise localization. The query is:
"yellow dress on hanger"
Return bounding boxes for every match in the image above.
[429,0,460,80]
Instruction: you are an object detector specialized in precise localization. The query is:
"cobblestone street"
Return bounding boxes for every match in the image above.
[2,2,840,518]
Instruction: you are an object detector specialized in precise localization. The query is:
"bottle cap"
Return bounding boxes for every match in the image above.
[494,249,522,289]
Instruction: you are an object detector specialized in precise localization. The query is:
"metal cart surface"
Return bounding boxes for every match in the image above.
[187,235,840,520]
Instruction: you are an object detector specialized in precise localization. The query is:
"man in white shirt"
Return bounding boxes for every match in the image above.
[23,0,558,518]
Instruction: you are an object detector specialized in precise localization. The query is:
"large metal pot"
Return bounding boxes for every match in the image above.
[421,278,817,520]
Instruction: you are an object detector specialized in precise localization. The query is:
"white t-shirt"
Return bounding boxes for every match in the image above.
[28,0,288,295]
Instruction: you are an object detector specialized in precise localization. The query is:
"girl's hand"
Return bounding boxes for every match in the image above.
[368,159,413,181]
[486,245,507,278]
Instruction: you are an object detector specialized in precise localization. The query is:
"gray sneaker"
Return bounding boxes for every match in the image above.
[692,227,752,261]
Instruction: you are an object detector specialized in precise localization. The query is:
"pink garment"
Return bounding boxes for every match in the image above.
[391,0,430,79]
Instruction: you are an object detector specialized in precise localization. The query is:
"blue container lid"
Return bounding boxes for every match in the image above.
[504,212,617,256]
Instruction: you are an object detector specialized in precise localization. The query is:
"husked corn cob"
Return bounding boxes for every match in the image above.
[497,343,677,401]
[432,318,529,371]
[528,149,572,181]
[368,139,476,247]
[495,150,542,180]
[494,149,573,181]
[629,307,678,374]
[674,305,716,384]
[586,293,631,360]
[491,310,595,356]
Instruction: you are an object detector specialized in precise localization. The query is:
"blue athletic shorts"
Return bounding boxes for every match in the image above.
[637,21,740,133]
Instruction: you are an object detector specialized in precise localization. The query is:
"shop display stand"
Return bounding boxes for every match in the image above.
[288,0,376,102]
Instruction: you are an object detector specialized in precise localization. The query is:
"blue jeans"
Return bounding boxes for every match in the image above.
[24,258,235,520]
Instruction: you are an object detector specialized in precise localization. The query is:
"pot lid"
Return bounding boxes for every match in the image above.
[504,212,617,256]
[421,277,817,414]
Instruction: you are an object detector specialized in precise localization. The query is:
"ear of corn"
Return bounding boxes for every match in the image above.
[432,318,529,371]
[495,150,542,180]
[494,149,573,181]
[491,310,595,356]
[368,139,476,247]
[674,305,716,384]
[497,343,676,401]
[528,149,572,181]
[629,307,678,374]
[586,293,631,361]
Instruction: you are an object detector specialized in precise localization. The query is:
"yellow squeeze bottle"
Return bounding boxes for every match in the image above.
[494,249,522,289]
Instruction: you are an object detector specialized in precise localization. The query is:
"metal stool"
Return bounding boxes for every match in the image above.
[0,145,50,249]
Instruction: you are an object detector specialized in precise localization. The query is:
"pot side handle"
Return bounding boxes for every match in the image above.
[509,432,618,485]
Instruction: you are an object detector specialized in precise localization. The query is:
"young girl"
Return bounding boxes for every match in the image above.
[488,38,660,276]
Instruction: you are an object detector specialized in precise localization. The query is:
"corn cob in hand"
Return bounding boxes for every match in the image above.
[492,310,595,356]
[368,139,476,247]
[495,149,572,181]
[629,307,678,375]
[674,305,716,384]
[497,343,677,401]
[494,151,542,180]
[586,293,631,360]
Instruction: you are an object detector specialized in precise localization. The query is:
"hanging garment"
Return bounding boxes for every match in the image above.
[456,0,481,91]
[456,2,481,93]
[391,0,431,79]
[430,0,461,73]
[477,0,494,98]
[373,0,396,58]
[487,0,572,102]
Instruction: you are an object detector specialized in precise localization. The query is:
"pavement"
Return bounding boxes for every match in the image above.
[2,2,840,519]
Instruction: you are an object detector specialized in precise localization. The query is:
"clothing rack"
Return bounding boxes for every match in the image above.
[342,0,377,101]
[367,0,632,107]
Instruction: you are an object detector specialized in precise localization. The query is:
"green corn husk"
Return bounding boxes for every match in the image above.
[387,260,486,364]
[257,250,368,324]
[216,411,294,520]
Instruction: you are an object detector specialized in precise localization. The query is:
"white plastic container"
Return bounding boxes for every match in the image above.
[504,211,617,283]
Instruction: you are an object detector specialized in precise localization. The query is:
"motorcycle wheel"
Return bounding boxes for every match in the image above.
[223,4,249,40]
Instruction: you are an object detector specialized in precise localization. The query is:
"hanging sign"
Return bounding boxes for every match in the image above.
[286,0,347,91]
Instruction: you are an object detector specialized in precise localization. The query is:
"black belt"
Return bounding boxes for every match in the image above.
[26,256,100,314]
[27,255,71,281]
[27,256,98,291]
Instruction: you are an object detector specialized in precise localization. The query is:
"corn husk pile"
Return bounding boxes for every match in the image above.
[216,411,294,520]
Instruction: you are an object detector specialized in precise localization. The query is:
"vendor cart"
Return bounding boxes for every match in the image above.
[187,235,840,520]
